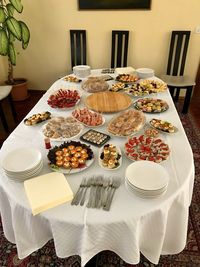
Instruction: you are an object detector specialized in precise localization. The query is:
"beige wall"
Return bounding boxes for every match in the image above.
[0,0,200,90]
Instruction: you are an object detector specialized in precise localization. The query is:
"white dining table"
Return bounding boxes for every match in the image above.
[0,70,195,266]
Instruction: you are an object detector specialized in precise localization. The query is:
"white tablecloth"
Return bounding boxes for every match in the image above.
[0,70,194,266]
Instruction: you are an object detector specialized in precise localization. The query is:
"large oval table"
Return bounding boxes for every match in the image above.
[0,70,194,266]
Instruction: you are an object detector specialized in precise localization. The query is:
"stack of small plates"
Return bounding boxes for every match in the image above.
[2,147,43,182]
[125,161,169,198]
[136,68,154,79]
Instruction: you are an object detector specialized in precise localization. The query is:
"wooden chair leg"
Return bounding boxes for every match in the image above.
[174,88,180,102]
[169,86,175,100]
[182,86,193,114]
[8,94,18,122]
[0,102,9,132]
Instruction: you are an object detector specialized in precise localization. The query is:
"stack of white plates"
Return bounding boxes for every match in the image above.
[2,148,43,182]
[125,161,169,198]
[136,68,154,79]
[73,65,91,78]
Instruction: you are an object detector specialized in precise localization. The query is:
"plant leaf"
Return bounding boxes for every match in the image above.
[6,4,15,16]
[9,0,23,13]
[0,7,6,23]
[8,42,16,65]
[0,29,9,56]
[9,32,15,42]
[19,21,30,48]
[6,17,22,40]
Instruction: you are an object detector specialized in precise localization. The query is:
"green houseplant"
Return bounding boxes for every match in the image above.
[0,0,30,100]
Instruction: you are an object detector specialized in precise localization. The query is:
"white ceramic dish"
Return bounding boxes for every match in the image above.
[136,68,154,79]
[99,144,122,170]
[2,148,42,173]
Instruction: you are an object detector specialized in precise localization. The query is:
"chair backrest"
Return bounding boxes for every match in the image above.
[167,31,191,76]
[70,30,86,69]
[111,30,129,68]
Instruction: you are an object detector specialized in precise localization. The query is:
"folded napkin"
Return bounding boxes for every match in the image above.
[115,66,136,75]
[24,172,73,215]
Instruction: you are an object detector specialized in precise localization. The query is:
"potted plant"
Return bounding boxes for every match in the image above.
[0,0,30,101]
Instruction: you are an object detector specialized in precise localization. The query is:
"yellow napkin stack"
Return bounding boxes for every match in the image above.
[24,172,73,215]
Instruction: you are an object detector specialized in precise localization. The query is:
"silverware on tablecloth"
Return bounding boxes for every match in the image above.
[103,178,121,211]
[71,177,87,206]
[86,177,96,208]
[80,178,92,206]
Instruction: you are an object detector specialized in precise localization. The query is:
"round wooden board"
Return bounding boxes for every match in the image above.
[85,91,132,113]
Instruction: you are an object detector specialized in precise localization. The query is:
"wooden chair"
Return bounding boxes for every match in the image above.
[111,30,129,68]
[70,30,87,69]
[0,85,17,132]
[161,31,195,114]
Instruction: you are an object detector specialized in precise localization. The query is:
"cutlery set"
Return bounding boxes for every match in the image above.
[71,176,121,211]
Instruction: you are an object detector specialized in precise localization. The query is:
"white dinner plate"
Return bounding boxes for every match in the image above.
[2,148,42,173]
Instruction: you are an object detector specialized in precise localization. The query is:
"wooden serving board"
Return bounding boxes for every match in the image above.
[85,92,132,113]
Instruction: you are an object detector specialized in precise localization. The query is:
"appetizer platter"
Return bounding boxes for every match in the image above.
[109,82,126,92]
[47,89,81,109]
[133,98,169,113]
[125,134,170,163]
[80,129,110,147]
[42,116,84,141]
[81,77,109,93]
[144,127,159,138]
[116,74,139,84]
[47,141,94,173]
[85,91,132,113]
[63,75,82,83]
[107,109,146,137]
[72,107,105,127]
[149,118,177,133]
[24,111,51,126]
[99,144,122,170]
[126,79,167,97]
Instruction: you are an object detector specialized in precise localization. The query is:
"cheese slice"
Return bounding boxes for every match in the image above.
[24,172,73,215]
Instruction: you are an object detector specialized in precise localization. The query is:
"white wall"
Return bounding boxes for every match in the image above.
[0,0,200,90]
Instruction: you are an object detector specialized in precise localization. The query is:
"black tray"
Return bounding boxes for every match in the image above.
[80,129,110,147]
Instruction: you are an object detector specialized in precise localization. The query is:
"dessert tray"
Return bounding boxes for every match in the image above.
[125,79,167,97]
[99,144,122,170]
[85,91,132,113]
[72,107,105,127]
[81,77,109,93]
[80,129,110,147]
[116,74,139,84]
[107,109,146,137]
[47,141,94,174]
[47,89,81,109]
[124,134,170,163]
[24,111,51,126]
[133,98,169,113]
[109,82,126,92]
[149,118,178,133]
[42,116,84,141]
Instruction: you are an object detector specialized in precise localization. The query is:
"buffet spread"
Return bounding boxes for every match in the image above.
[0,68,195,267]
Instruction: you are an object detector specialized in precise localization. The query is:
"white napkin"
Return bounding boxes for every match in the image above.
[24,172,73,215]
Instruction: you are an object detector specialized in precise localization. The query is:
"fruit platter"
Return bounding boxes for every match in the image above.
[24,111,51,126]
[149,118,177,133]
[47,89,81,109]
[125,79,167,97]
[72,107,105,127]
[63,75,82,83]
[42,116,84,141]
[107,109,145,137]
[133,98,169,113]
[116,74,139,83]
[125,134,170,163]
[47,141,94,173]
[99,144,122,170]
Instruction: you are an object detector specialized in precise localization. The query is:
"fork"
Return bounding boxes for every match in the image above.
[103,178,121,211]
[80,177,92,206]
[71,177,87,206]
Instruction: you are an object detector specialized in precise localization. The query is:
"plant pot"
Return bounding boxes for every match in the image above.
[8,78,29,101]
